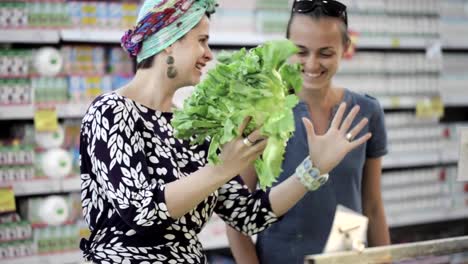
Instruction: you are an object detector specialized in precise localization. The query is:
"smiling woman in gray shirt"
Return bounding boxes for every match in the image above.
[226,1,390,263]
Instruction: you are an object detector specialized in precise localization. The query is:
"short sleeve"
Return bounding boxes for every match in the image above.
[365,95,388,158]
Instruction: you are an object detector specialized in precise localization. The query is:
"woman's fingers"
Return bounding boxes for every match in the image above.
[250,138,268,155]
[330,102,346,129]
[346,118,369,142]
[340,105,360,134]
[238,116,252,135]
[302,117,316,143]
[350,132,372,149]
[246,129,267,143]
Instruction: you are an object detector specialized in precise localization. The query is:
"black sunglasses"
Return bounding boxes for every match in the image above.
[292,0,348,26]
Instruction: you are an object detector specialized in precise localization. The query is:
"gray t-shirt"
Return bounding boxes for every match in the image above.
[257,89,388,264]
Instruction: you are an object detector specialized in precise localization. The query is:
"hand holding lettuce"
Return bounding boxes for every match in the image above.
[172,40,302,188]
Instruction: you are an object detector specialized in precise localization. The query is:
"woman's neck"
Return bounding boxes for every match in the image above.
[299,85,344,112]
[118,68,177,112]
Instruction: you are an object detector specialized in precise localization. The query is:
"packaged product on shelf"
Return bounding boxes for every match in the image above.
[0,50,30,77]
[122,3,138,29]
[96,1,108,28]
[0,240,35,259]
[108,2,123,28]
[0,221,33,242]
[18,195,76,226]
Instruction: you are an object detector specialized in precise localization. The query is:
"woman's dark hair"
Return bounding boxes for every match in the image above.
[136,12,212,70]
[286,7,350,47]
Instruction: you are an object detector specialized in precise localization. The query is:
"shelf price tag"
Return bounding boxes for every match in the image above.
[390,96,401,108]
[0,187,16,213]
[391,38,401,48]
[416,97,444,119]
[34,107,59,132]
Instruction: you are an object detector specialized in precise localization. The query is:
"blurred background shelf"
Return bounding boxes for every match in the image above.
[0,29,60,44]
[1,251,82,264]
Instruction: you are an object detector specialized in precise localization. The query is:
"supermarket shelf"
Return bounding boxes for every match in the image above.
[442,95,468,107]
[383,152,458,169]
[1,177,80,196]
[0,103,90,120]
[378,95,436,109]
[60,29,123,43]
[356,36,439,49]
[209,32,284,46]
[0,29,60,44]
[0,28,440,49]
[443,40,468,50]
[388,208,468,228]
[1,250,82,264]
[0,95,439,120]
[209,34,438,49]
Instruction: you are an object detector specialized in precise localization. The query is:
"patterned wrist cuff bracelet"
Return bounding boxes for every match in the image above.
[294,156,329,191]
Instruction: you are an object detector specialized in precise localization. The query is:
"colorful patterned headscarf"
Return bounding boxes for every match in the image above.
[121,0,218,63]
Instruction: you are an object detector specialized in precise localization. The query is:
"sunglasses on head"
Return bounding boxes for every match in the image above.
[292,0,348,26]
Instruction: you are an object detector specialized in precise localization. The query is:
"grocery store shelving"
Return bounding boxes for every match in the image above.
[383,152,458,169]
[0,29,60,44]
[0,103,90,120]
[441,94,468,107]
[0,177,80,196]
[1,251,82,264]
[378,96,439,109]
[0,95,442,121]
[60,29,123,43]
[388,208,468,228]
[0,28,449,50]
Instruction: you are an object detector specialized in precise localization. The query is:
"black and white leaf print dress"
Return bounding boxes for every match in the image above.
[79,92,279,264]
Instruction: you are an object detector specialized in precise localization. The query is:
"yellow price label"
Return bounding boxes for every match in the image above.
[87,88,102,98]
[390,96,401,107]
[416,97,444,118]
[430,96,445,118]
[122,4,137,12]
[79,227,91,239]
[82,17,97,26]
[81,5,97,14]
[0,187,16,213]
[87,77,101,84]
[391,38,401,48]
[34,108,59,132]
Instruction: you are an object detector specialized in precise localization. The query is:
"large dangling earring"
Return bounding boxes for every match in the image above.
[166,55,177,79]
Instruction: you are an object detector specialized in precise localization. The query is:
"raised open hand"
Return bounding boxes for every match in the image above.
[303,102,372,174]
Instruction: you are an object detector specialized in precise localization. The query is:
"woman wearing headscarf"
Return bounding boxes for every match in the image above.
[79,0,372,263]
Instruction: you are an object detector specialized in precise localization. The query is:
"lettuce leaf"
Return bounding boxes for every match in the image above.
[172,39,302,188]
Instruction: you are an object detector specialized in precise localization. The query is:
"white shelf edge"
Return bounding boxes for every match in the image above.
[0,94,442,121]
[383,152,458,169]
[1,250,82,264]
[1,177,80,196]
[442,95,468,107]
[388,208,468,228]
[60,29,123,43]
[209,32,285,46]
[0,28,443,49]
[0,103,90,120]
[356,36,438,49]
[378,95,434,109]
[0,29,60,44]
